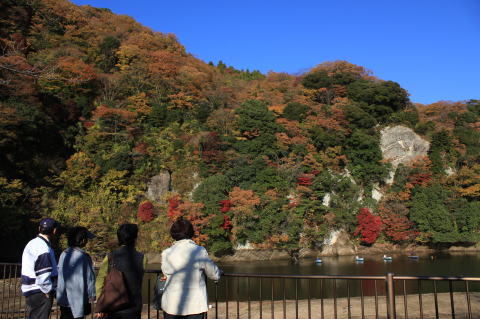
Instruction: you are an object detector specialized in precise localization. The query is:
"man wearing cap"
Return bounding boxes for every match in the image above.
[57,226,96,319]
[21,218,60,319]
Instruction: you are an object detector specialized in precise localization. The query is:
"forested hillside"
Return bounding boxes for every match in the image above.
[1,0,480,259]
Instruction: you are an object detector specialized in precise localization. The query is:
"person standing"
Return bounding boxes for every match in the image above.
[161,217,221,319]
[95,224,145,319]
[56,226,96,319]
[21,218,60,319]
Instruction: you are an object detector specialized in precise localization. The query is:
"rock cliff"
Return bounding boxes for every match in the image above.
[146,170,171,202]
[380,125,430,184]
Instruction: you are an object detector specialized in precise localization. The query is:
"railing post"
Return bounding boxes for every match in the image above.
[386,272,396,319]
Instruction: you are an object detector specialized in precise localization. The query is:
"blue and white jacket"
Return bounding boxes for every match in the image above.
[21,236,58,296]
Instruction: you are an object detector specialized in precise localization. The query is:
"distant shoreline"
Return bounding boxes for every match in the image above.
[146,244,480,264]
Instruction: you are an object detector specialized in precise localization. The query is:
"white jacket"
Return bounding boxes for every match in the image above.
[161,239,221,315]
[21,236,58,296]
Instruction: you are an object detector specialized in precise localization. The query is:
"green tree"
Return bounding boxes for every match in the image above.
[345,130,389,186]
[192,174,233,254]
[95,36,121,73]
[233,100,281,157]
[428,129,455,176]
[450,198,480,240]
[347,79,409,122]
[282,102,310,122]
[410,184,457,243]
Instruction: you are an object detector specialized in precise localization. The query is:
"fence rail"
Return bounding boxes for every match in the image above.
[2,263,480,319]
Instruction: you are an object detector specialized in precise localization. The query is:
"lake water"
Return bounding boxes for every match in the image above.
[212,252,480,300]
[219,252,480,277]
[148,252,480,301]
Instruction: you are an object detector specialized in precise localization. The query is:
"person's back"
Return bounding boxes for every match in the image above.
[95,223,144,319]
[161,218,221,319]
[56,226,96,319]
[21,218,59,319]
[21,237,57,295]
[110,245,144,314]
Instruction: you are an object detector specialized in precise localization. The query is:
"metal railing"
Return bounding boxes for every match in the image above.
[211,273,480,319]
[2,263,480,319]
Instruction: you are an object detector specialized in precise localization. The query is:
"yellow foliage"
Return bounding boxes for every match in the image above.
[167,92,194,110]
[0,177,23,206]
[127,92,151,116]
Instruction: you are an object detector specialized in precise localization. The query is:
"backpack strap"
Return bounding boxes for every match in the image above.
[107,252,114,272]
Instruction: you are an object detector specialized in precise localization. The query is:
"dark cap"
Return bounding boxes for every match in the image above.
[39,218,59,232]
[66,226,95,247]
[85,229,96,239]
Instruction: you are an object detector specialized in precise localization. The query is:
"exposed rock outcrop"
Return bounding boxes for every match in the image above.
[380,125,430,184]
[146,170,171,202]
[320,229,356,256]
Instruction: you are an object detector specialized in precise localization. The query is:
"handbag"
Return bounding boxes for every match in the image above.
[95,253,130,313]
[152,274,166,310]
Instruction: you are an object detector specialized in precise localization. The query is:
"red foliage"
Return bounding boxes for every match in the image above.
[410,173,431,186]
[222,214,233,230]
[297,174,313,186]
[133,142,149,155]
[219,200,231,213]
[137,201,154,222]
[219,200,232,230]
[167,196,182,221]
[354,208,382,244]
[200,132,225,164]
[382,212,419,243]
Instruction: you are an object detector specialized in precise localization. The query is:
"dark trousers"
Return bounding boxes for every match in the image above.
[60,306,84,319]
[26,292,53,319]
[163,312,205,319]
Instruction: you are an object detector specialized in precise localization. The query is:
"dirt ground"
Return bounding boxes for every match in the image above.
[140,292,480,319]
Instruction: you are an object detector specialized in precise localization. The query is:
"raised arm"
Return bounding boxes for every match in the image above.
[200,248,221,281]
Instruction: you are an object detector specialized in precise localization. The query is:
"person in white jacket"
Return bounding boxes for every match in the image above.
[161,217,221,319]
[21,218,60,319]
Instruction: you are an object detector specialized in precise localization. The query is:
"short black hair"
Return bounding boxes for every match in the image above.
[117,223,138,246]
[170,217,194,241]
[67,226,90,247]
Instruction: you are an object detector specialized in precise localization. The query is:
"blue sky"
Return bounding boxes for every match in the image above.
[71,0,480,104]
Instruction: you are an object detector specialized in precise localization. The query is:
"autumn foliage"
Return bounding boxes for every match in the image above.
[2,0,480,257]
[137,201,154,222]
[354,208,382,245]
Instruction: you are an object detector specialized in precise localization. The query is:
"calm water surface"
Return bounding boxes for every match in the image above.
[219,252,480,277]
[148,252,480,301]
[213,252,480,300]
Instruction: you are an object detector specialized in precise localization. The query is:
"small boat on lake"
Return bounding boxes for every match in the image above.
[315,258,322,264]
[408,255,419,259]
[383,254,393,261]
[355,256,364,262]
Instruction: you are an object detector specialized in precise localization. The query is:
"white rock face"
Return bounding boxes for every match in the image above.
[372,183,383,201]
[323,229,341,246]
[235,241,254,250]
[322,193,331,206]
[380,126,430,184]
[321,229,356,256]
[445,167,456,176]
[146,170,171,202]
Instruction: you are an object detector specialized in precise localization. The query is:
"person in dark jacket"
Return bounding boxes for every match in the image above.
[95,224,145,319]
